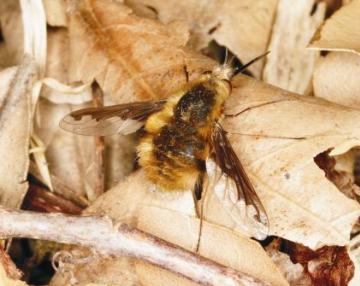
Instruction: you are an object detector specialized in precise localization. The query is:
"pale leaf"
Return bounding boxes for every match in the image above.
[126,0,277,77]
[309,0,360,54]
[135,206,289,286]
[313,52,360,107]
[0,60,36,208]
[218,75,360,249]
[35,99,98,200]
[38,28,135,197]
[43,0,67,27]
[0,265,27,286]
[19,0,47,77]
[35,28,93,198]
[41,29,92,104]
[50,170,288,286]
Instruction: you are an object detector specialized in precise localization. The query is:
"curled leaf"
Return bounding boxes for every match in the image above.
[309,0,360,54]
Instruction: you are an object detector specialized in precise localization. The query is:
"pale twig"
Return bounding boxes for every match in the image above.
[0,208,269,286]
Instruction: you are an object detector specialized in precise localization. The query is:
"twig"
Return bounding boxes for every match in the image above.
[0,208,269,286]
[91,81,105,199]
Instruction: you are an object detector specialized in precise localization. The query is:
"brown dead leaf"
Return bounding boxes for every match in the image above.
[282,240,354,286]
[313,52,360,107]
[314,150,360,200]
[0,60,36,208]
[67,0,215,103]
[309,0,360,54]
[126,0,277,77]
[262,0,325,94]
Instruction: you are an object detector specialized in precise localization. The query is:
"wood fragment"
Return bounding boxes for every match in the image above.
[90,81,105,200]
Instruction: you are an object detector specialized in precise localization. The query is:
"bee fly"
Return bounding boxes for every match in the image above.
[60,52,270,227]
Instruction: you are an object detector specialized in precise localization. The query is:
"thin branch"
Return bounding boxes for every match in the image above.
[91,81,105,199]
[0,208,269,286]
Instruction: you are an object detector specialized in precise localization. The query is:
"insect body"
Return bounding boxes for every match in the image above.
[60,54,269,226]
[138,71,230,198]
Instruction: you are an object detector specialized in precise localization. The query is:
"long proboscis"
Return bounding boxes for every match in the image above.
[236,51,270,74]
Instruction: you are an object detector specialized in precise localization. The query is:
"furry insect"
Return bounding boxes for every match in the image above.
[60,52,269,227]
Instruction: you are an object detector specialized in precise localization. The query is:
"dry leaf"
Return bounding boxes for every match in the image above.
[41,28,92,105]
[350,234,360,286]
[314,150,360,200]
[34,28,95,199]
[313,52,360,107]
[50,170,288,286]
[43,0,67,27]
[266,240,311,285]
[282,240,354,286]
[36,28,135,199]
[309,0,360,54]
[0,248,22,281]
[262,0,325,93]
[0,265,27,286]
[36,99,98,200]
[68,0,214,103]
[49,73,360,284]
[3,0,360,284]
[126,0,277,77]
[0,0,24,67]
[219,75,360,249]
[0,60,36,208]
[136,206,289,286]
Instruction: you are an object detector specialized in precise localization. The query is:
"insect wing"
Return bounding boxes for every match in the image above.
[211,123,268,227]
[60,100,166,136]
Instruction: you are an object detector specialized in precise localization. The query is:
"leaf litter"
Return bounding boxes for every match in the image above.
[1,0,360,285]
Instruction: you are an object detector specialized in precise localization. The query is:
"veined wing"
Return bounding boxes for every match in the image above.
[211,123,268,227]
[60,100,166,136]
